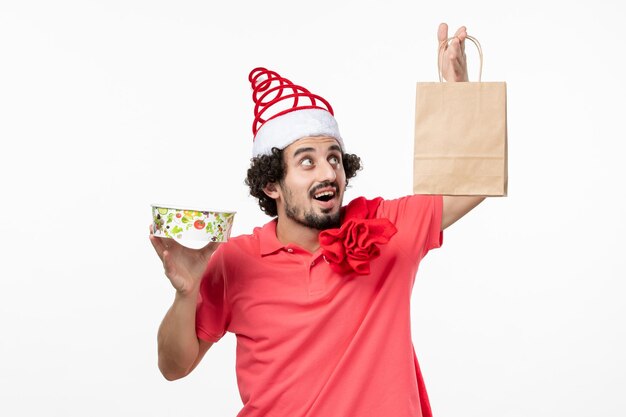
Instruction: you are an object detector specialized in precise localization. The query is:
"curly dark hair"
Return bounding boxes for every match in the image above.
[245,147,362,217]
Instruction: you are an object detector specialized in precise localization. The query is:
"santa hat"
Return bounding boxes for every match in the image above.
[249,67,344,157]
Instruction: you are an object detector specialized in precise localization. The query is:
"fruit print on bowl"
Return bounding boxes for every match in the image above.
[151,204,235,242]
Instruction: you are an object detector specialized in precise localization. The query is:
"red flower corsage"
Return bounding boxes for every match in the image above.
[319,197,397,275]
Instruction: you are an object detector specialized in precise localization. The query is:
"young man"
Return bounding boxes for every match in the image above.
[150,23,484,417]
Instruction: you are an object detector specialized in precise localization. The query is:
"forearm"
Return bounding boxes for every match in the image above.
[157,290,201,380]
[441,195,485,230]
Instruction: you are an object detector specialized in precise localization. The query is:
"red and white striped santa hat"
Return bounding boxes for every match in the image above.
[249,67,344,157]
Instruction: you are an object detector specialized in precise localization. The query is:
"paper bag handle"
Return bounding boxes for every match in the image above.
[438,35,483,82]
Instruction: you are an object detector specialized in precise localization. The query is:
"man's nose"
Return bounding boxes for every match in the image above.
[317,159,337,182]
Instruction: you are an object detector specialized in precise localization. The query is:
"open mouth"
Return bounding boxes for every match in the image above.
[313,190,336,202]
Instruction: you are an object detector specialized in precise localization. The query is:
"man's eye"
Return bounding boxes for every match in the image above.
[329,156,340,165]
[301,158,313,166]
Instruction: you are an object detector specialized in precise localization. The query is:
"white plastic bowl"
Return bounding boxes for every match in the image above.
[151,204,235,242]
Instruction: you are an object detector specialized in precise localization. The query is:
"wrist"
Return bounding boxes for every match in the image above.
[174,284,200,302]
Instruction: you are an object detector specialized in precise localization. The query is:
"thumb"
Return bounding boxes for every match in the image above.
[199,241,222,259]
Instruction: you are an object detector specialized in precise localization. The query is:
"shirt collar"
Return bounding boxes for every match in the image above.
[258,219,286,256]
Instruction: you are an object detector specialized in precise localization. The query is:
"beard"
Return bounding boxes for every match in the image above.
[282,182,342,230]
[285,204,341,230]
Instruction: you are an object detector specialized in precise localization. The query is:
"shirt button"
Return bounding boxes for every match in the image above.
[286,248,293,253]
[310,260,316,266]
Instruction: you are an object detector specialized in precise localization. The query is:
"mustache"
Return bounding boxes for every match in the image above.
[309,181,339,197]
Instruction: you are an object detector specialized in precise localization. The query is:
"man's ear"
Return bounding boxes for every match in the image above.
[263,182,280,199]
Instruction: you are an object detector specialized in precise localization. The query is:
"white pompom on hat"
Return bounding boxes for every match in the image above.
[249,67,344,157]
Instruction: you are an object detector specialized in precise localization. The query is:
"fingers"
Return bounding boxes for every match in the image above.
[453,26,467,40]
[149,224,178,260]
[149,234,166,260]
[161,249,176,278]
[437,23,469,82]
[439,23,467,51]
[454,26,467,54]
[154,241,179,286]
[447,38,459,60]
[437,22,448,45]
[446,26,467,59]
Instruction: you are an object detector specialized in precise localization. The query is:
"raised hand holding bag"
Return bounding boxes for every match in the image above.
[413,35,508,196]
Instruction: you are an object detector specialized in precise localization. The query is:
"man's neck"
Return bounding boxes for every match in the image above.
[275,216,322,253]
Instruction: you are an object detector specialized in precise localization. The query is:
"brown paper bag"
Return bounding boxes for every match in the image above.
[413,35,508,196]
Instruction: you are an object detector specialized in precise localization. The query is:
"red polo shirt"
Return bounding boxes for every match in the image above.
[196,194,443,417]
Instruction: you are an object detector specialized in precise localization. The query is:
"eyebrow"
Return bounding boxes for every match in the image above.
[292,144,342,158]
[328,144,342,153]
[293,147,315,158]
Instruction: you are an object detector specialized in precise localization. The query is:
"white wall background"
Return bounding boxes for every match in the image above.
[1,0,624,416]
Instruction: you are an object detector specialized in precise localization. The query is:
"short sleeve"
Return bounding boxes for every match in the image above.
[195,245,231,343]
[377,194,443,261]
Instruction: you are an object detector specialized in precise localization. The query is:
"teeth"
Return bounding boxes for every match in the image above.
[314,191,335,198]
